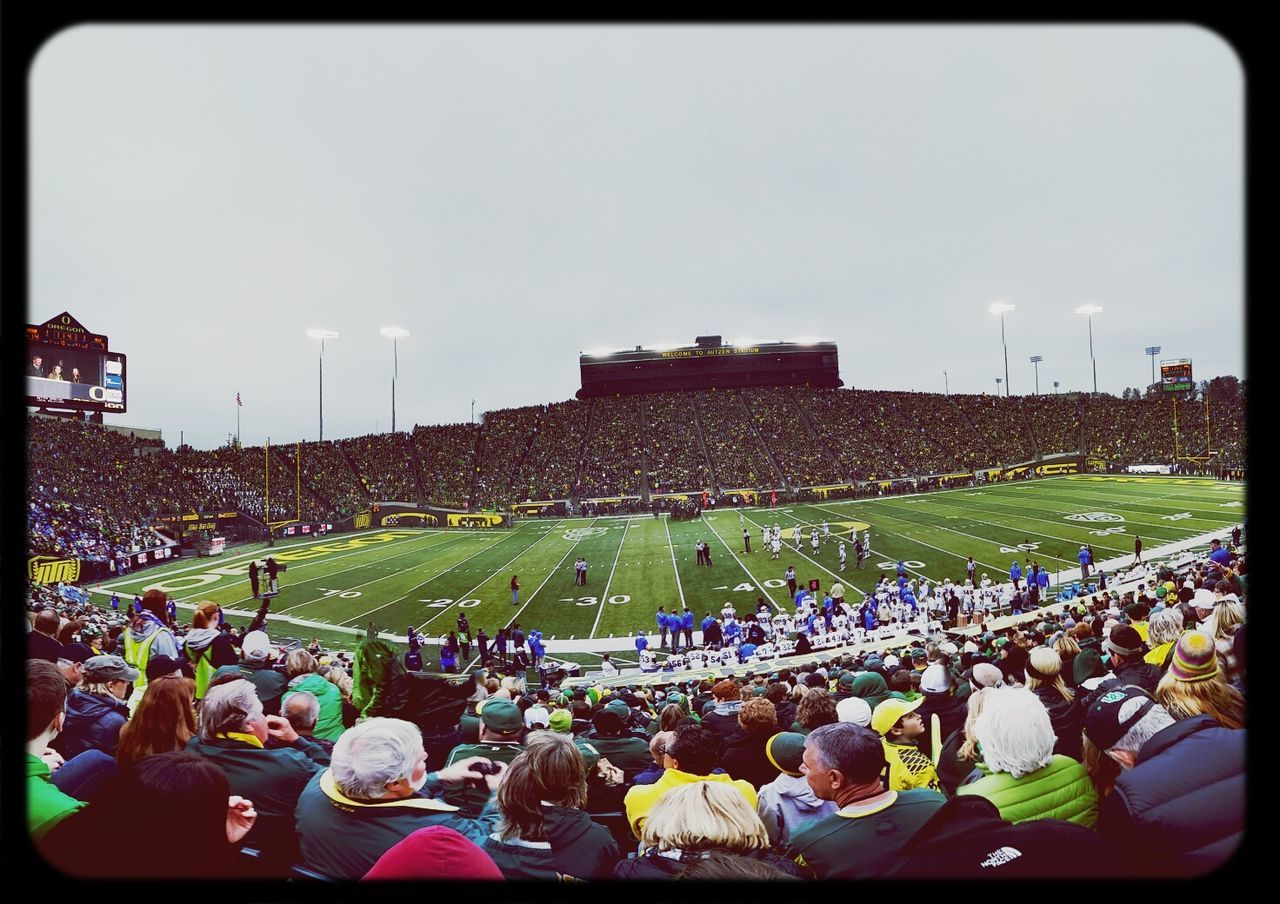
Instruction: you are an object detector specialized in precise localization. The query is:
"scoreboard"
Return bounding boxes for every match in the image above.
[1160,358,1194,393]
[579,337,841,398]
[26,312,128,414]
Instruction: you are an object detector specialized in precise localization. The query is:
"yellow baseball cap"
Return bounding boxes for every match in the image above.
[871,697,924,736]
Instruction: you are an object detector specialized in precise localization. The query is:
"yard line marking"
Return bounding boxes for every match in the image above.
[415,519,572,632]
[335,533,516,625]
[590,518,631,639]
[705,512,784,610]
[663,516,687,609]
[500,518,602,635]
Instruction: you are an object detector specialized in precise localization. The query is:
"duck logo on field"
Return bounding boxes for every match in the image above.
[563,527,608,541]
[1065,512,1124,523]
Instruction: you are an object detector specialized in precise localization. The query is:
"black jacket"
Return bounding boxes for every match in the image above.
[1032,686,1085,761]
[719,732,780,789]
[913,692,966,762]
[482,806,620,880]
[614,848,806,879]
[1097,715,1244,876]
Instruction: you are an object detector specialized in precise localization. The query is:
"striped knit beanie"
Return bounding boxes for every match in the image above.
[1169,630,1219,682]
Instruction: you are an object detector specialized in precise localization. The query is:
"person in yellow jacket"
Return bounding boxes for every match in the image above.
[623,723,756,839]
[870,697,942,793]
[1143,608,1185,671]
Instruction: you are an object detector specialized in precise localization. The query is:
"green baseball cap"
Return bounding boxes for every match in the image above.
[605,699,631,719]
[548,709,572,733]
[478,698,523,734]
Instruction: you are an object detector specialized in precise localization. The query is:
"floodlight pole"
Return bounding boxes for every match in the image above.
[1030,356,1043,395]
[1145,346,1162,392]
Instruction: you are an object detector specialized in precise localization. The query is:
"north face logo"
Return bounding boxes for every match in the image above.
[980,846,1023,868]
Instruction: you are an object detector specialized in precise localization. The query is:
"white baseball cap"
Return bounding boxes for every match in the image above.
[836,696,872,726]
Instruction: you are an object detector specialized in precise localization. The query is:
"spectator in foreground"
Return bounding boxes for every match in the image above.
[52,655,137,760]
[283,691,335,754]
[871,697,941,793]
[234,630,288,716]
[1154,630,1245,730]
[27,660,89,841]
[115,672,197,770]
[39,752,259,878]
[122,589,179,714]
[615,780,805,879]
[294,717,505,878]
[281,650,346,741]
[756,732,838,844]
[481,732,620,880]
[720,697,782,790]
[1023,648,1084,761]
[1082,685,1244,875]
[624,724,757,840]
[787,722,946,878]
[187,680,329,868]
[955,687,1097,827]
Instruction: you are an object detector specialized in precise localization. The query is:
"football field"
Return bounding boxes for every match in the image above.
[93,476,1244,668]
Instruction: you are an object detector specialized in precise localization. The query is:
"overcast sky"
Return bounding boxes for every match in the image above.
[30,25,1243,450]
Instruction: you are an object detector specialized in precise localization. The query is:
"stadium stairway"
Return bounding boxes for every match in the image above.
[734,388,787,492]
[691,391,718,493]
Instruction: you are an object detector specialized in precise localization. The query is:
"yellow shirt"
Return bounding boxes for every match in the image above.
[623,767,758,838]
[883,740,941,793]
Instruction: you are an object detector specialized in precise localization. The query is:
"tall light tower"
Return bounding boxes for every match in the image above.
[1053,380,1060,395]
[1029,355,1043,395]
[1145,345,1162,392]
[306,329,339,441]
[1075,304,1103,395]
[989,302,1016,396]
[380,327,410,433]
[995,376,1003,395]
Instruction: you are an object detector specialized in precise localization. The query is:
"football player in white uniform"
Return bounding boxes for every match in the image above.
[639,648,658,671]
[793,524,803,549]
[810,532,820,555]
[771,536,782,559]
[668,652,687,671]
[720,601,736,621]
[755,641,775,659]
[838,542,847,571]
[822,521,831,542]
[686,649,706,670]
[776,637,796,656]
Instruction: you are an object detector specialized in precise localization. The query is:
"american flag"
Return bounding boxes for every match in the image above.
[237,392,242,407]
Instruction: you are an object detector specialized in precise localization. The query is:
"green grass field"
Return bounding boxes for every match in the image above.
[91,476,1243,670]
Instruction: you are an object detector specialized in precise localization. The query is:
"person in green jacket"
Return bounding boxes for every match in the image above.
[956,686,1098,828]
[281,650,345,742]
[27,660,89,841]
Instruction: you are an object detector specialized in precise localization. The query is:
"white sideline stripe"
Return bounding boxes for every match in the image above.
[416,519,571,633]
[590,518,630,639]
[663,516,687,609]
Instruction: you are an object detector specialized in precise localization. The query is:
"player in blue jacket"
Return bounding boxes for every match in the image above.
[666,611,685,652]
[635,630,649,653]
[1078,545,1091,579]
[656,607,670,649]
[723,618,742,646]
[681,607,695,648]
[1010,560,1022,590]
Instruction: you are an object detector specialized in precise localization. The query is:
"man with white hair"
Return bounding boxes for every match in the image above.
[283,690,334,754]
[1083,685,1244,875]
[187,679,330,867]
[294,717,504,878]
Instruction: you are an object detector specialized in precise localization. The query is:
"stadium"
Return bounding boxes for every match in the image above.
[27,318,1247,880]
[23,23,1247,886]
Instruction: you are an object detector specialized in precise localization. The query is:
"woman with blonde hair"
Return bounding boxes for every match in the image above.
[937,685,990,796]
[614,779,805,878]
[1143,608,1185,671]
[1051,632,1081,688]
[1155,631,1245,730]
[183,602,238,701]
[280,649,345,740]
[323,664,360,728]
[1203,599,1245,686]
[481,732,619,880]
[116,673,198,770]
[1024,647,1084,760]
[956,687,1097,827]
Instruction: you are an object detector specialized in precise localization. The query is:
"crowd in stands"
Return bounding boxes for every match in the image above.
[517,400,590,501]
[741,388,833,488]
[412,424,480,510]
[340,432,419,504]
[27,381,1246,558]
[27,533,1246,881]
[578,396,646,499]
[693,389,777,489]
[284,440,370,518]
[644,392,713,495]
[472,407,537,510]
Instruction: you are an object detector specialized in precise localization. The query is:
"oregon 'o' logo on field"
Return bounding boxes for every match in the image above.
[1065,512,1124,523]
[564,527,608,541]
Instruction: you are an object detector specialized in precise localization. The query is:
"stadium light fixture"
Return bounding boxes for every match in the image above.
[582,347,620,358]
[1030,355,1043,395]
[988,303,1015,396]
[380,327,410,433]
[306,329,339,441]
[1145,345,1162,390]
[1075,305,1104,395]
[995,376,1003,395]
